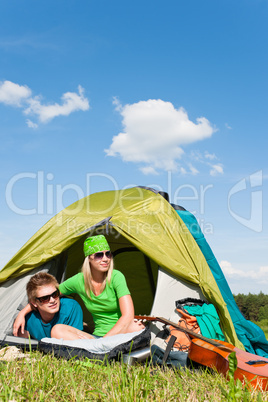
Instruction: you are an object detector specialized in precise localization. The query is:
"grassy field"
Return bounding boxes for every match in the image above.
[1,349,267,402]
[1,321,267,401]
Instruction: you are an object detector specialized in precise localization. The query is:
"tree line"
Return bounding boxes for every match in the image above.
[233,292,268,322]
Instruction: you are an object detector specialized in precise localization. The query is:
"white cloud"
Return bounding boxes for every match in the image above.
[205,152,217,160]
[26,119,38,129]
[190,151,223,176]
[24,85,89,123]
[140,166,159,175]
[106,98,217,174]
[0,80,32,107]
[225,123,232,130]
[220,260,268,281]
[0,80,89,127]
[112,96,123,112]
[190,150,203,162]
[189,164,199,175]
[210,164,224,176]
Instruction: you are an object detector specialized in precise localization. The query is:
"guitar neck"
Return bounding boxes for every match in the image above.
[135,315,228,350]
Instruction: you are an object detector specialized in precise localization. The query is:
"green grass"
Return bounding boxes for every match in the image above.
[254,320,268,339]
[0,350,267,401]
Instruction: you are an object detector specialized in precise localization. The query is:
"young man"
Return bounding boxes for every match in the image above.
[14,272,84,340]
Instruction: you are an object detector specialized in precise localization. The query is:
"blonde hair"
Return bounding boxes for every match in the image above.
[82,256,114,297]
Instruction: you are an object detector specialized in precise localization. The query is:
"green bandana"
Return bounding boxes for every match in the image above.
[83,235,110,256]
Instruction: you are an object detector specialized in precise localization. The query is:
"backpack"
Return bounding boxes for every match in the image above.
[151,298,208,367]
[151,326,189,368]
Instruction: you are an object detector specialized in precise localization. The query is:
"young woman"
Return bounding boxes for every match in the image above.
[13,235,144,340]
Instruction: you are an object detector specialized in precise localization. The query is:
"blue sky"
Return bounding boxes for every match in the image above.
[0,0,267,294]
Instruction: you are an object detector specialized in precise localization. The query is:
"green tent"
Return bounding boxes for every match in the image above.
[0,187,242,349]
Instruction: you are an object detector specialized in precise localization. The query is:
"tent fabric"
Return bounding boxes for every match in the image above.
[149,267,205,337]
[0,188,241,348]
[177,209,268,357]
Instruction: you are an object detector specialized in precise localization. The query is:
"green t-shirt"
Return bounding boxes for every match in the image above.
[59,270,130,336]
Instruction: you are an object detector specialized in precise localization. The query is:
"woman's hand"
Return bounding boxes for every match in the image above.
[103,294,144,337]
[127,318,145,332]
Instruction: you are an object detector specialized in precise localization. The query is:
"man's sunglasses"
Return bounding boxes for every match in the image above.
[35,289,60,304]
[92,251,112,260]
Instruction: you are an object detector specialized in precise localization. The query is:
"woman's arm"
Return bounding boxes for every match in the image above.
[103,294,144,337]
[13,303,33,336]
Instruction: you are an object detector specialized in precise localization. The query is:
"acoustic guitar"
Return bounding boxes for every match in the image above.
[135,315,268,390]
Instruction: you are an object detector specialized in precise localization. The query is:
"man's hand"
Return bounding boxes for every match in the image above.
[13,311,26,336]
[13,303,33,336]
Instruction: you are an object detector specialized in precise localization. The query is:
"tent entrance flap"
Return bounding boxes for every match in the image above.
[113,248,158,315]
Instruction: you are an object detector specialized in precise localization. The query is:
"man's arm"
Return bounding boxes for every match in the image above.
[13,303,33,336]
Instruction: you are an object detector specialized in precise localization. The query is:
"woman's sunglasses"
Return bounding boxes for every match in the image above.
[35,289,60,304]
[92,251,112,260]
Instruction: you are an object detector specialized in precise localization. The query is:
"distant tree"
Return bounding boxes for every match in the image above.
[233,292,268,321]
[235,293,245,311]
[258,305,268,321]
[234,293,247,317]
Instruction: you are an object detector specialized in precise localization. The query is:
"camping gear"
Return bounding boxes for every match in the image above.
[150,298,224,368]
[136,316,268,390]
[150,306,200,368]
[167,308,200,353]
[0,187,267,359]
[176,298,225,341]
[151,327,188,368]
[39,327,150,361]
